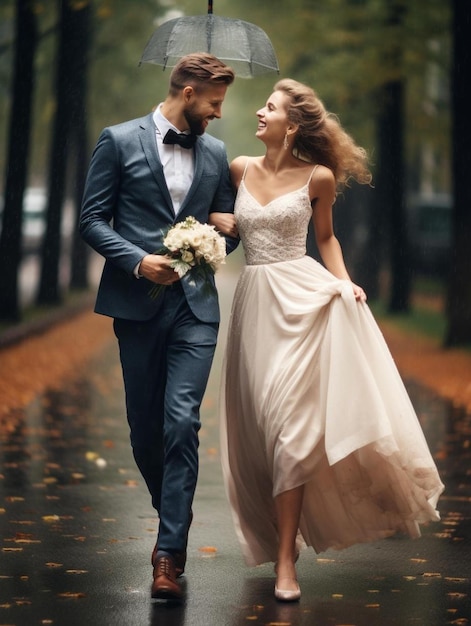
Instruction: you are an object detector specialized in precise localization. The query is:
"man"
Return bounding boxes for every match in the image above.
[80,53,237,601]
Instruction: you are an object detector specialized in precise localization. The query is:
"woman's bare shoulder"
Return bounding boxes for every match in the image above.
[309,164,336,203]
[230,156,261,186]
[312,163,335,181]
[229,155,249,175]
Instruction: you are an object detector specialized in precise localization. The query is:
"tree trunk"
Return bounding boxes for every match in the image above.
[384,2,410,314]
[444,0,471,346]
[0,0,37,321]
[68,2,92,290]
[36,0,74,305]
[385,78,410,313]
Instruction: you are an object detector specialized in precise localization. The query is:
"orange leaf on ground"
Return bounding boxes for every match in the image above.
[198,546,217,553]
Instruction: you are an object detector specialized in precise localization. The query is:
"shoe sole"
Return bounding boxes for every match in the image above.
[151,588,183,602]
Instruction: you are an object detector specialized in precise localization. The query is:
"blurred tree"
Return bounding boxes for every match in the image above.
[68,1,92,290]
[378,0,410,314]
[37,0,75,305]
[445,0,471,347]
[0,0,38,321]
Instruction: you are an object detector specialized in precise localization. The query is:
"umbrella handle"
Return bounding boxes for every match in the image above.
[208,0,213,14]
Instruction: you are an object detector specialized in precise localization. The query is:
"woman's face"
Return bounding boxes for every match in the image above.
[255,90,290,144]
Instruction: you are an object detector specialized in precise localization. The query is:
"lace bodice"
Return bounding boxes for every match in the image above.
[235,176,314,266]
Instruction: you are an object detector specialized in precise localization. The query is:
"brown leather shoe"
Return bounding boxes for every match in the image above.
[151,546,186,577]
[151,555,182,601]
[151,510,193,577]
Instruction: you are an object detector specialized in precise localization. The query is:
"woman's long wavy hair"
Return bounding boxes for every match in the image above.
[275,79,372,189]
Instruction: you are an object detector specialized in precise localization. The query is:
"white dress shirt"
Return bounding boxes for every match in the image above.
[135,106,195,278]
[153,105,195,215]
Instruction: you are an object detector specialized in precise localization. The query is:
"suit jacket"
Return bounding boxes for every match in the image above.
[80,113,238,323]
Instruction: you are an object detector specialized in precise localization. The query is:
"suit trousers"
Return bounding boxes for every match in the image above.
[113,282,218,553]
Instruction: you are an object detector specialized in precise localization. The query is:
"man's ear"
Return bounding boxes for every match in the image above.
[182,86,194,101]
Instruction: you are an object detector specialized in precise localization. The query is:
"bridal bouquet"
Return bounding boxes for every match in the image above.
[149,216,227,299]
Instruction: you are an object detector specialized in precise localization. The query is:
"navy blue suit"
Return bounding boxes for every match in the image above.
[80,112,237,555]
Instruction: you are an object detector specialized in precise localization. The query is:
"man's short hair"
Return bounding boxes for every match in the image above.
[169,53,235,94]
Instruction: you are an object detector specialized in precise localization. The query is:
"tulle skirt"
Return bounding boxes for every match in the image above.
[219,255,444,566]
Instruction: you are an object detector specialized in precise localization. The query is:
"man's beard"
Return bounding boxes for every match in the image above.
[184,106,207,136]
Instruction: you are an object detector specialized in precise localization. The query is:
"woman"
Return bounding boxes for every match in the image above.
[211,79,444,602]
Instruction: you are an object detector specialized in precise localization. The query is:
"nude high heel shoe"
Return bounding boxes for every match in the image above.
[274,579,301,602]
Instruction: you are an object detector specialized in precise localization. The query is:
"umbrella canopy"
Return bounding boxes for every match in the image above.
[140,14,279,79]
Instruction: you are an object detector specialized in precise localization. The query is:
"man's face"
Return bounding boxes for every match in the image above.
[183,83,228,135]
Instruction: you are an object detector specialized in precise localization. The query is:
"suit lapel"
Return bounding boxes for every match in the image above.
[138,114,175,219]
[178,138,204,219]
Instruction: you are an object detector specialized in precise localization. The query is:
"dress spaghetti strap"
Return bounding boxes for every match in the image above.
[307,164,319,186]
[241,159,251,182]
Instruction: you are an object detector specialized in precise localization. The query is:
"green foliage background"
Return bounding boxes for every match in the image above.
[0,0,451,193]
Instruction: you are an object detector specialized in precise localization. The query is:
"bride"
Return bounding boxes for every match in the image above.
[210,78,444,602]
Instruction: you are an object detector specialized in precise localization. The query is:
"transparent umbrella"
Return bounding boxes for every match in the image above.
[140,0,279,79]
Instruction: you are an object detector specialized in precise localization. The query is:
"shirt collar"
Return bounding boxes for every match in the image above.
[153,104,191,138]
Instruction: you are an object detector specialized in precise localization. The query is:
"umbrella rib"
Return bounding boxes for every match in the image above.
[206,14,214,53]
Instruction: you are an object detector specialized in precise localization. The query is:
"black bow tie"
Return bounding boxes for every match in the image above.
[163,129,197,149]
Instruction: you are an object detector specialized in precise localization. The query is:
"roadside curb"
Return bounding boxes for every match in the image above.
[0,292,96,351]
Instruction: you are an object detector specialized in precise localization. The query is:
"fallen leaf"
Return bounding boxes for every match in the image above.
[2,547,23,553]
[445,577,468,583]
[198,546,217,553]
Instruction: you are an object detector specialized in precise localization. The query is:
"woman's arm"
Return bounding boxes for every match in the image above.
[311,167,366,301]
[208,212,238,237]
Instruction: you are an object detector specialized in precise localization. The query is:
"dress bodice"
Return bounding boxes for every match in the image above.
[235,173,314,266]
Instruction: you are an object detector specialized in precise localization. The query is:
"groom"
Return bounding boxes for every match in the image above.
[80,53,237,601]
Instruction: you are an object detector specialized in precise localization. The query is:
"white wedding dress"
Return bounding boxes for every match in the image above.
[219,161,444,567]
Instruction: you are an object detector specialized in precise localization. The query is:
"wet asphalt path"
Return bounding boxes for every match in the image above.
[1,253,470,626]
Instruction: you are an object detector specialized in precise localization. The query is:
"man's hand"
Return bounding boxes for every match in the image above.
[138,254,180,285]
